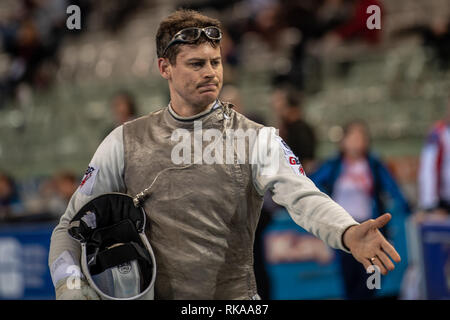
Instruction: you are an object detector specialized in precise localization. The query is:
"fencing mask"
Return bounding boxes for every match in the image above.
[68,193,156,300]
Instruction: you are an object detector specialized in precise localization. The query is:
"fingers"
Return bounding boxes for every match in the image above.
[370,256,388,275]
[373,213,392,229]
[376,250,395,273]
[381,239,401,263]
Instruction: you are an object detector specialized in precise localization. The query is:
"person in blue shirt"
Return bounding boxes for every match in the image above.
[0,172,24,220]
[310,120,410,299]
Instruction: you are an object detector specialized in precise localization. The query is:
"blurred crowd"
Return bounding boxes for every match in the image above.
[0,89,137,222]
[1,0,448,107]
[0,0,68,108]
[0,0,149,109]
[191,0,386,90]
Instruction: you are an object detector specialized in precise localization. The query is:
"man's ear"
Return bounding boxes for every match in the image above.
[158,57,171,80]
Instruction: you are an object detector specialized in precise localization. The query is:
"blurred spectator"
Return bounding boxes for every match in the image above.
[0,172,25,220]
[0,0,68,107]
[52,171,78,212]
[0,0,151,108]
[316,0,354,31]
[38,170,78,218]
[249,0,283,51]
[417,96,450,216]
[220,83,267,126]
[270,84,317,174]
[111,90,137,125]
[104,90,139,136]
[223,0,284,53]
[92,0,145,34]
[321,0,383,49]
[220,28,240,83]
[265,0,383,90]
[220,84,244,114]
[272,1,323,90]
[394,15,450,70]
[310,120,410,299]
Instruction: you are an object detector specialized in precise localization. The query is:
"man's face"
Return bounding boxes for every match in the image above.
[163,42,223,110]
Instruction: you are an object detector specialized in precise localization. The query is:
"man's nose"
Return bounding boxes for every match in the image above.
[202,62,215,78]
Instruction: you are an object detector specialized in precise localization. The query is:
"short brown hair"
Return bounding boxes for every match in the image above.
[156,9,222,64]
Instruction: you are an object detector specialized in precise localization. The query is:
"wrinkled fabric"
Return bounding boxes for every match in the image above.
[123,103,263,299]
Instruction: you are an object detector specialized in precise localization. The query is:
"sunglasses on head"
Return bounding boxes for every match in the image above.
[162,26,222,57]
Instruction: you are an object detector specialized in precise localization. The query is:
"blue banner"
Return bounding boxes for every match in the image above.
[0,222,56,300]
[421,219,450,300]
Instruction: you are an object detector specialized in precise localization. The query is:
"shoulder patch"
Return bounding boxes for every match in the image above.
[79,165,98,195]
[275,136,306,176]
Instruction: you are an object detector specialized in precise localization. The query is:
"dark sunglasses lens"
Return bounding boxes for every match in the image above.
[204,27,221,39]
[179,28,201,41]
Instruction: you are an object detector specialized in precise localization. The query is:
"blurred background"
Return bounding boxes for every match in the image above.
[0,0,449,300]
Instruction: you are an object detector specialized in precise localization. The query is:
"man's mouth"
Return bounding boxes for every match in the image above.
[198,83,217,91]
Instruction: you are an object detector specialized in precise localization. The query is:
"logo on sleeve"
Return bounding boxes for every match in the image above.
[280,139,294,156]
[289,156,300,165]
[79,165,98,195]
[276,137,306,176]
[299,166,305,175]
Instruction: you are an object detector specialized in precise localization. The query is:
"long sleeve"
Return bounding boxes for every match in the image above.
[48,125,126,286]
[251,127,359,253]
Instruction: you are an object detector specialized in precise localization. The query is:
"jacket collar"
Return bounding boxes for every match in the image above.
[168,100,221,122]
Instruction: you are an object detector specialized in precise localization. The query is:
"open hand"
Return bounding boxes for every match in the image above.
[342,213,401,275]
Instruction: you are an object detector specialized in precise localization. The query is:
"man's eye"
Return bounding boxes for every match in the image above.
[211,60,221,66]
[191,62,203,67]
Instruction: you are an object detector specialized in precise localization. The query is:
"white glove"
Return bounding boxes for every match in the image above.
[55,277,100,300]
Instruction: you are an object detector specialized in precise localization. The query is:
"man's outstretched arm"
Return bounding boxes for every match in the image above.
[251,127,401,273]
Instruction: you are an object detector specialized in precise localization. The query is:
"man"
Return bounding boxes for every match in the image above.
[49,9,401,300]
[271,85,317,174]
